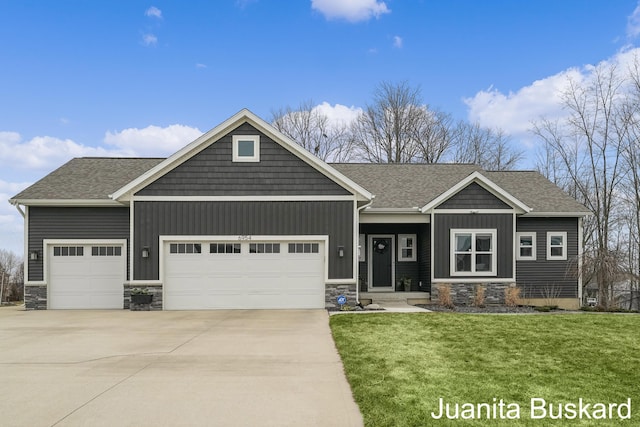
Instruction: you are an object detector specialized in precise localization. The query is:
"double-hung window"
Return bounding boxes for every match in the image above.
[451,229,497,276]
[516,232,536,261]
[547,232,567,260]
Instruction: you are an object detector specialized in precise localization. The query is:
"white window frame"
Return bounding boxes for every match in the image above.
[547,231,567,261]
[450,229,497,276]
[232,135,260,162]
[516,232,536,261]
[398,234,417,262]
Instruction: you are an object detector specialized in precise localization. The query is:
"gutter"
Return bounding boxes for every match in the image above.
[355,196,375,305]
[9,199,25,218]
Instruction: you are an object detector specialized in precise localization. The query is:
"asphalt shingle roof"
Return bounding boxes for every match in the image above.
[11,157,164,200]
[11,158,590,214]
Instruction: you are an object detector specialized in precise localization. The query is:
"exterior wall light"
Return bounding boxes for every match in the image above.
[29,250,39,261]
[142,247,150,258]
[338,246,344,258]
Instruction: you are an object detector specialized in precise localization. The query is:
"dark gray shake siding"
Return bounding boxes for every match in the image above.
[137,123,350,196]
[438,183,511,209]
[358,223,430,292]
[516,217,579,298]
[134,200,354,281]
[433,213,514,279]
[27,207,130,281]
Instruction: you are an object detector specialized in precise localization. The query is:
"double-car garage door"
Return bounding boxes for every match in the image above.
[46,239,325,310]
[164,240,325,310]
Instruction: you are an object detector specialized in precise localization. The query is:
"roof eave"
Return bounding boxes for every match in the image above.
[9,198,125,207]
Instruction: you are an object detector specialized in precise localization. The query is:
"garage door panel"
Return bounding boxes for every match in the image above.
[48,244,125,310]
[164,240,325,310]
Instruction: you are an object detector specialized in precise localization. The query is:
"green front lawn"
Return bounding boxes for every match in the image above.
[330,313,640,426]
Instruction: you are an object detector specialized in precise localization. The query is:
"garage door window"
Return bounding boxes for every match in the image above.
[249,243,280,253]
[288,243,319,254]
[91,246,122,256]
[53,246,84,256]
[210,243,241,254]
[170,243,202,254]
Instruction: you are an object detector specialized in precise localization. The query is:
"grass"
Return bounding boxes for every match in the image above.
[330,313,640,426]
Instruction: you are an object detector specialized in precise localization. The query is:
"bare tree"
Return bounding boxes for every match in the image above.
[270,100,354,162]
[0,249,20,304]
[451,122,523,170]
[532,62,628,308]
[413,109,455,163]
[351,81,426,163]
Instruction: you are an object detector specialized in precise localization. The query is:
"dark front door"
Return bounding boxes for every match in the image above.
[370,236,394,290]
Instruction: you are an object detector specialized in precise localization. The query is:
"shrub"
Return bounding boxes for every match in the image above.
[473,285,486,308]
[437,284,454,309]
[504,286,521,307]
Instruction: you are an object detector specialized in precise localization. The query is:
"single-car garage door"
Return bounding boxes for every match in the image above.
[164,240,325,310]
[48,242,126,309]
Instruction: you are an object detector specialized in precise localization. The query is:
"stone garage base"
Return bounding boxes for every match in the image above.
[325,283,357,308]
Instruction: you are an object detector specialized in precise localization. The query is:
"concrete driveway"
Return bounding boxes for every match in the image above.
[0,307,363,427]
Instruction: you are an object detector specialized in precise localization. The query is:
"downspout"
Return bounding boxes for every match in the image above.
[355,196,375,305]
[10,200,25,218]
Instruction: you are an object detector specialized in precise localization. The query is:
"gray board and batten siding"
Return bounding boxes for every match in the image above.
[438,182,512,210]
[27,207,130,282]
[516,217,579,298]
[136,123,351,197]
[133,200,354,281]
[432,213,514,279]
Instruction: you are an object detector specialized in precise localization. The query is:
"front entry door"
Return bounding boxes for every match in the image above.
[369,235,395,291]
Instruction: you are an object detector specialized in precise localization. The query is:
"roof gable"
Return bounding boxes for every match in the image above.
[437,182,511,209]
[111,109,372,201]
[421,171,532,213]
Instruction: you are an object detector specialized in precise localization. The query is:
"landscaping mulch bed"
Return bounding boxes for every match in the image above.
[417,304,540,313]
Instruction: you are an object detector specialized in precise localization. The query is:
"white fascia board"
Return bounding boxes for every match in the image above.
[132,195,356,202]
[420,171,531,214]
[110,109,373,202]
[521,211,593,218]
[10,199,124,207]
[360,213,430,224]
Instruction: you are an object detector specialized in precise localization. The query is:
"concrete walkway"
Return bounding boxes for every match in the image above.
[0,307,363,427]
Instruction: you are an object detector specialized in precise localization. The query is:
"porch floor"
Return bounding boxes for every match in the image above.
[359,291,431,305]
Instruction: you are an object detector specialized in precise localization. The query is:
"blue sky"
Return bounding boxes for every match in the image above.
[2,0,640,254]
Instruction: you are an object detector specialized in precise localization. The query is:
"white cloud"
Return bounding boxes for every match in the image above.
[196,63,207,69]
[465,48,640,139]
[0,179,31,255]
[311,0,390,22]
[145,6,162,19]
[0,132,124,171]
[628,3,640,39]
[393,35,403,49]
[104,124,202,157]
[313,102,362,127]
[142,33,158,46]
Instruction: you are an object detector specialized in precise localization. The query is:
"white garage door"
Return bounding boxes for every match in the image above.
[164,240,325,310]
[48,243,126,309]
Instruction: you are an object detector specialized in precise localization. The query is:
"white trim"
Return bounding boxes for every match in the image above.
[516,231,537,261]
[450,229,497,276]
[433,209,516,214]
[547,231,568,261]
[326,278,357,285]
[358,234,366,262]
[232,135,260,162]
[127,280,163,285]
[24,281,47,286]
[397,234,417,262]
[432,277,515,284]
[132,195,356,202]
[9,199,124,207]
[110,109,373,202]
[523,211,592,217]
[355,198,374,304]
[512,213,517,278]
[23,205,29,286]
[359,213,430,224]
[368,235,395,292]
[363,207,421,213]
[421,171,532,214]
[43,239,128,308]
[129,200,135,282]
[578,218,584,301]
[430,214,436,284]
